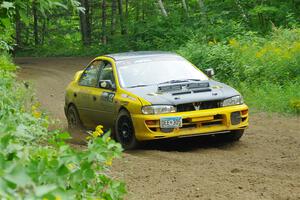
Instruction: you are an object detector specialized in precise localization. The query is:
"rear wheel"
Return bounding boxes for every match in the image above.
[67,105,84,131]
[115,110,139,150]
[218,129,244,142]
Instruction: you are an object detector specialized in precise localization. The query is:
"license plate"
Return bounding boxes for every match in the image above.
[160,117,182,128]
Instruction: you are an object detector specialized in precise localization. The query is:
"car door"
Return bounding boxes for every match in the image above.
[74,60,104,128]
[90,60,118,130]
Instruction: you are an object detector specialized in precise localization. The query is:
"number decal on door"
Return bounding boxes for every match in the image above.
[101,92,115,102]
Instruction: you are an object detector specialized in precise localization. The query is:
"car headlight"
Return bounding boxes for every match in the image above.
[221,95,244,107]
[141,105,176,115]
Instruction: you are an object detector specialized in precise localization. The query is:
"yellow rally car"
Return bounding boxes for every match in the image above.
[65,52,249,149]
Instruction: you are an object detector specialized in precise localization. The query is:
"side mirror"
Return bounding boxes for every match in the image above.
[204,68,215,78]
[99,80,115,90]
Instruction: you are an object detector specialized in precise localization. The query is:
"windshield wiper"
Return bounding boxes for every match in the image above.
[159,79,201,85]
[127,84,149,88]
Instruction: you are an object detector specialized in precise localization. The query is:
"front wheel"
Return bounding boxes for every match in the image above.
[115,110,139,150]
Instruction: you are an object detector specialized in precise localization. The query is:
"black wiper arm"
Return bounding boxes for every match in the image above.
[159,79,188,84]
[159,79,201,84]
[127,84,149,88]
[185,79,202,81]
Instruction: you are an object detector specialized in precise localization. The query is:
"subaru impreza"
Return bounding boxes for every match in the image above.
[65,52,249,149]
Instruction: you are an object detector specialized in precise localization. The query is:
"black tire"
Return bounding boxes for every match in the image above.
[115,110,139,150]
[218,129,244,142]
[67,105,84,131]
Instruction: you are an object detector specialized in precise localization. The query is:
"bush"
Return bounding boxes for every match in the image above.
[178,28,300,115]
[0,54,126,199]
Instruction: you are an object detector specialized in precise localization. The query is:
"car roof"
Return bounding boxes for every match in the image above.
[105,51,179,61]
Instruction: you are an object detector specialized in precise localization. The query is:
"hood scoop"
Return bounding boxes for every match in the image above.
[193,88,212,93]
[172,91,192,96]
[158,81,210,93]
[158,84,182,93]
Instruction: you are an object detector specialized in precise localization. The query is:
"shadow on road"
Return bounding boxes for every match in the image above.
[134,135,242,152]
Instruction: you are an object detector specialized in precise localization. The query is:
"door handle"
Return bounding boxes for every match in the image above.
[93,96,96,101]
[74,93,77,97]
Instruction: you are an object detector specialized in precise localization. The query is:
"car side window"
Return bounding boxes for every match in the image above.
[79,60,103,87]
[98,61,116,89]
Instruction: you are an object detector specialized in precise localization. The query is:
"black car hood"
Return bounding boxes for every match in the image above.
[125,80,240,105]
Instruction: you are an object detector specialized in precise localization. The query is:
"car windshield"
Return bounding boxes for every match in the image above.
[116,56,208,88]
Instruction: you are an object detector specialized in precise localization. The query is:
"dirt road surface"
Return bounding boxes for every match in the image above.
[16,57,300,200]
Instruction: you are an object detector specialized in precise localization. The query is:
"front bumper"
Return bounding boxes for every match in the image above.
[131,104,249,141]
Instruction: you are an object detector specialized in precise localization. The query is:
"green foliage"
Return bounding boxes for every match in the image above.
[0,54,126,199]
[238,82,300,115]
[0,1,15,51]
[179,28,300,115]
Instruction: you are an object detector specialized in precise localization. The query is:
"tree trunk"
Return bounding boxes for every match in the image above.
[198,0,207,24]
[79,0,91,46]
[157,0,168,17]
[101,0,107,44]
[117,0,126,35]
[111,0,117,35]
[135,0,140,21]
[142,0,145,20]
[125,0,129,19]
[32,0,38,46]
[85,0,91,44]
[41,18,46,45]
[15,6,22,49]
[182,0,189,17]
[79,7,88,45]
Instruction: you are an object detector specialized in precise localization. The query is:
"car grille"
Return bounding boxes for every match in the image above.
[176,100,221,112]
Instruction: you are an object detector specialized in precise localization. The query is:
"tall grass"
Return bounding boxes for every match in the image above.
[179,28,300,115]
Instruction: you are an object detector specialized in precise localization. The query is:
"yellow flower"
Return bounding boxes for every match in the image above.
[105,158,113,166]
[106,137,111,143]
[20,106,25,113]
[31,105,37,112]
[34,102,41,108]
[96,125,103,132]
[67,163,76,170]
[86,136,92,140]
[91,125,104,138]
[31,102,41,112]
[272,47,281,55]
[292,41,300,52]
[255,48,267,58]
[208,38,217,46]
[55,196,61,200]
[208,41,214,45]
[282,51,291,59]
[290,100,300,109]
[33,111,41,119]
[229,38,239,47]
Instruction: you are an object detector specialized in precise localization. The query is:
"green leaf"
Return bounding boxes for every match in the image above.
[1,2,14,10]
[57,165,69,176]
[35,184,57,197]
[0,18,11,29]
[4,165,32,187]
[19,10,30,26]
[51,2,68,9]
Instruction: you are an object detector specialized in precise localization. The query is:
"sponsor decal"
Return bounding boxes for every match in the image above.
[121,93,137,101]
[101,92,115,102]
